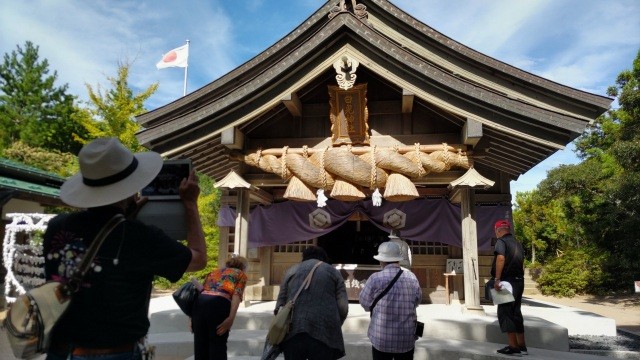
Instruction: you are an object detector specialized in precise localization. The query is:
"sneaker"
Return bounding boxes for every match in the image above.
[519,346,528,355]
[497,346,522,356]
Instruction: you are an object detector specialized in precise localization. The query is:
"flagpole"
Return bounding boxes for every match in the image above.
[183,39,190,97]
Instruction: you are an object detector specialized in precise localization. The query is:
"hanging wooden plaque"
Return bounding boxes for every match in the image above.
[328,84,369,146]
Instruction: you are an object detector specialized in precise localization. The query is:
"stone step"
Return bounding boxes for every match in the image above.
[149,330,612,360]
[150,301,572,351]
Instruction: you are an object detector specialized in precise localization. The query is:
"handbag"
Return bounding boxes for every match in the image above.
[267,261,322,346]
[3,214,125,359]
[172,279,201,317]
[415,320,425,337]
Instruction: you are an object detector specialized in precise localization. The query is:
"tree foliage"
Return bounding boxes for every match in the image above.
[514,50,640,295]
[0,41,87,153]
[75,62,158,151]
[1,141,78,177]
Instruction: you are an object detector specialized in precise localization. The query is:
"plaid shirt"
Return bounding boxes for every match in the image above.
[359,264,422,353]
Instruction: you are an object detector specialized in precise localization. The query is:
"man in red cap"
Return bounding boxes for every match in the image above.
[492,219,527,355]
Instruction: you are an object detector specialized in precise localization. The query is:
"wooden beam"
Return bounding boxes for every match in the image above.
[243,171,467,187]
[402,89,414,114]
[221,127,244,150]
[282,92,302,117]
[462,118,482,147]
[402,90,414,135]
[245,134,462,151]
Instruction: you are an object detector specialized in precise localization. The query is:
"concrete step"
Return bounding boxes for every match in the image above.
[150,301,571,350]
[148,330,614,360]
[149,296,617,359]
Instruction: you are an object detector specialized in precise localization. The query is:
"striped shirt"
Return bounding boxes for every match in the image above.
[359,264,422,353]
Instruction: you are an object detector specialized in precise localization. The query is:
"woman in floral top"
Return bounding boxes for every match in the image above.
[192,255,248,360]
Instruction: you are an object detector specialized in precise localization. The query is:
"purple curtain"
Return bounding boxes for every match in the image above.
[217,198,510,250]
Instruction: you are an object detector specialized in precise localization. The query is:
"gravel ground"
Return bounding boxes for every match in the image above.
[570,330,640,352]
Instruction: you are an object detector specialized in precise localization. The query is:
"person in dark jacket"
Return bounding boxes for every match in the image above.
[492,219,528,355]
[275,246,349,359]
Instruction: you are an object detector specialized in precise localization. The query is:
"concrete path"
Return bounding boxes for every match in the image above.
[524,293,640,336]
[1,291,638,360]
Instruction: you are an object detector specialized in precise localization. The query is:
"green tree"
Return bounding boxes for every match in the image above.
[517,50,640,295]
[1,141,77,177]
[592,50,640,288]
[0,41,87,153]
[75,62,158,151]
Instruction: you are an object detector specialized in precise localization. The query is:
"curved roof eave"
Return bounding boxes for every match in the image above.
[137,0,611,130]
[373,0,612,110]
[138,16,593,153]
[136,2,338,127]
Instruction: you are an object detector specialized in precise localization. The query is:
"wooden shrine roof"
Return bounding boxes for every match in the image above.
[136,0,612,194]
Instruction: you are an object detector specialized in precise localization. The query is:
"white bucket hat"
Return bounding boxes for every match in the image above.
[60,137,163,208]
[373,241,403,262]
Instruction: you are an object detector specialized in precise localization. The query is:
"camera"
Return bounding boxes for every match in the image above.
[141,159,192,200]
[137,159,192,240]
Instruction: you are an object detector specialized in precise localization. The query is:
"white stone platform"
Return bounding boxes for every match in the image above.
[148,295,617,360]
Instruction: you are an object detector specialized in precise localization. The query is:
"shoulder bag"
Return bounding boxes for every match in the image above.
[172,278,202,317]
[4,214,125,359]
[267,261,322,346]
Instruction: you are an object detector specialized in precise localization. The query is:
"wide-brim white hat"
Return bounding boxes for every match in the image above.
[60,137,163,208]
[373,241,403,262]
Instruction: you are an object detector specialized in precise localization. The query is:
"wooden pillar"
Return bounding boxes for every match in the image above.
[460,188,484,314]
[234,188,250,258]
[218,226,230,266]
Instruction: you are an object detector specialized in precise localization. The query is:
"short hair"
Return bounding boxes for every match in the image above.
[302,246,329,262]
[226,256,248,271]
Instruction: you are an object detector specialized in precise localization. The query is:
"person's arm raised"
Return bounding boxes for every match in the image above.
[179,170,207,271]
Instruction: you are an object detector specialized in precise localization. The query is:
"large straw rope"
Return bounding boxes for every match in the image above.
[241,143,471,201]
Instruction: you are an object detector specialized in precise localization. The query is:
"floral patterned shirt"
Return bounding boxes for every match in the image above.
[203,267,247,300]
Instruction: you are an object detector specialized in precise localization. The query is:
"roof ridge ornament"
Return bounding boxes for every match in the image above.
[333,55,359,90]
[329,0,368,20]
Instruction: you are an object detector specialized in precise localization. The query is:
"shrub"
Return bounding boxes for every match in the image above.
[537,247,608,297]
[527,262,543,282]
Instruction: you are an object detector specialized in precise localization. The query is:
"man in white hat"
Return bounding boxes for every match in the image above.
[43,137,207,359]
[359,241,422,360]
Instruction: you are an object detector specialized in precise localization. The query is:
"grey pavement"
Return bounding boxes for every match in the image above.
[0,293,634,360]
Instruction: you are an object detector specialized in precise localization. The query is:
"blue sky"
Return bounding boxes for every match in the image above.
[2,0,639,198]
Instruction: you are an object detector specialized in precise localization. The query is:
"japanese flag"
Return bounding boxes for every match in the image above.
[156,44,189,69]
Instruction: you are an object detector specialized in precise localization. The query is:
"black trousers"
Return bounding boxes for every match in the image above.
[497,277,525,333]
[282,333,338,360]
[372,346,414,360]
[192,294,231,360]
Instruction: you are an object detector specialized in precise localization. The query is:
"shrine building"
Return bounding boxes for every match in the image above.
[135,0,611,310]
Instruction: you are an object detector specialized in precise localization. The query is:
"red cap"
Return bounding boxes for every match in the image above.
[494,219,511,230]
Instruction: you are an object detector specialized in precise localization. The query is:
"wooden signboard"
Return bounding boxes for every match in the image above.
[328,83,370,146]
